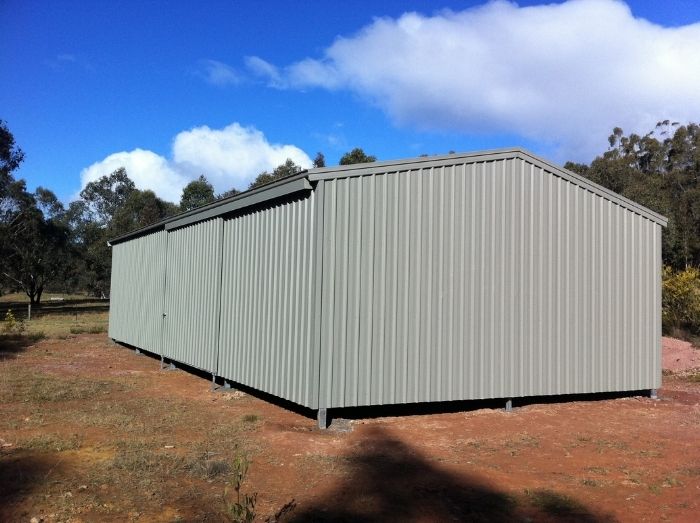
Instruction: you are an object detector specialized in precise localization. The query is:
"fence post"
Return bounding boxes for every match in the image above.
[27,303,31,321]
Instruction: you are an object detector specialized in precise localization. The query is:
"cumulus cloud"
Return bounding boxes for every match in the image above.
[197,59,242,86]
[248,0,700,159]
[172,123,312,187]
[80,149,187,203]
[79,123,312,202]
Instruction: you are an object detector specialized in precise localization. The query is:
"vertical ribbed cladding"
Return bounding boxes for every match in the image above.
[161,218,223,374]
[108,230,167,352]
[217,192,318,408]
[318,157,661,409]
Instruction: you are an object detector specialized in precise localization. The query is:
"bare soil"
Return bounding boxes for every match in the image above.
[662,336,700,373]
[1,335,699,522]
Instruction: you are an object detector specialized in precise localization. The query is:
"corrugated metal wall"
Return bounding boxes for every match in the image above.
[161,218,223,374]
[218,193,319,408]
[109,151,663,414]
[318,158,662,409]
[108,230,167,351]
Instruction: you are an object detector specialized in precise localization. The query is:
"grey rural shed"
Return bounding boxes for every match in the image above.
[108,148,667,426]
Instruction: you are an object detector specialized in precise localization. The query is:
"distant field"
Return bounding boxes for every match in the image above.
[1,295,109,338]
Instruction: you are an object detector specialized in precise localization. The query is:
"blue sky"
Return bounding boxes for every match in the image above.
[2,0,699,203]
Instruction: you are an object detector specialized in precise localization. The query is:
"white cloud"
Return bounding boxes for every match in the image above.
[249,0,700,160]
[197,59,242,86]
[172,123,312,188]
[244,56,283,87]
[79,123,312,202]
[80,149,187,202]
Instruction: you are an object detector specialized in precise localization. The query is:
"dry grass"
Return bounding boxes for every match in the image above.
[1,355,255,521]
[0,310,108,341]
[26,311,108,339]
[18,433,83,452]
[0,369,121,403]
[3,325,697,522]
[502,432,540,456]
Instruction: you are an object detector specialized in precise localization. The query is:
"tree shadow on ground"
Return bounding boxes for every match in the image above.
[0,454,62,520]
[0,334,42,360]
[286,426,615,523]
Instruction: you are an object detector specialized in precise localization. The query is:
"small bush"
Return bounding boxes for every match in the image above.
[223,456,257,523]
[2,309,25,334]
[662,266,700,336]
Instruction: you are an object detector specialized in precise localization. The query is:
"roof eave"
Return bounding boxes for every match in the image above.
[108,171,311,245]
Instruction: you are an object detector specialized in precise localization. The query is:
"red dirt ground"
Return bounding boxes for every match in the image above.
[1,335,699,522]
[662,336,700,373]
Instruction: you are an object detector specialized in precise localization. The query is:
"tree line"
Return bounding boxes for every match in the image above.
[0,120,376,304]
[565,121,699,270]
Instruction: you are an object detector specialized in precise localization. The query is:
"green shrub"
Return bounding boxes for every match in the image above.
[662,266,700,335]
[2,309,25,334]
[223,456,257,523]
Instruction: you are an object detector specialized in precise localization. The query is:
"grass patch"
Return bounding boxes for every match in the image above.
[109,397,207,436]
[503,433,540,456]
[110,441,243,481]
[19,432,82,452]
[594,439,629,453]
[300,453,354,477]
[73,404,135,430]
[621,469,643,485]
[638,449,663,458]
[1,370,121,404]
[69,324,107,335]
[0,309,109,339]
[241,414,259,423]
[679,466,700,477]
[29,311,108,339]
[110,441,190,476]
[662,476,683,488]
[585,466,609,475]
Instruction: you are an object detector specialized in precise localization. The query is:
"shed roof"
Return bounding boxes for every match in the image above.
[108,147,667,245]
